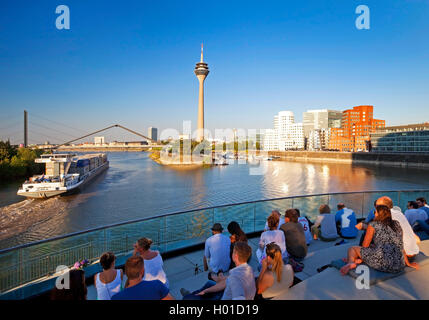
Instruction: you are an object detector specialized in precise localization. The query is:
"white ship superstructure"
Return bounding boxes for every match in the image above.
[17,153,109,198]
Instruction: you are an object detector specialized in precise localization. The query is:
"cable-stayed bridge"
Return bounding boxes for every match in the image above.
[0,110,162,151]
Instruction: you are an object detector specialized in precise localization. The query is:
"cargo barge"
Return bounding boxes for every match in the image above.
[17,153,109,198]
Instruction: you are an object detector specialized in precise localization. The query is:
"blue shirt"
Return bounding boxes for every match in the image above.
[111,280,169,300]
[419,206,429,220]
[335,208,358,238]
[204,233,231,273]
[365,210,375,223]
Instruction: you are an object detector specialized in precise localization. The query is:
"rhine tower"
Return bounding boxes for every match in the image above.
[194,44,209,142]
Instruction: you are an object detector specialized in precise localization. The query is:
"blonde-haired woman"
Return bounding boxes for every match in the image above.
[133,237,169,288]
[256,243,294,299]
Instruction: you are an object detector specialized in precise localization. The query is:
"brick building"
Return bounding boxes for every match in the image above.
[328,105,385,152]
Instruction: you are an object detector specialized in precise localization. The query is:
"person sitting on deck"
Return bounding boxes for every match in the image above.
[50,269,87,301]
[405,201,428,228]
[133,237,169,288]
[364,200,377,225]
[296,208,312,246]
[358,200,377,246]
[264,210,285,231]
[203,223,231,275]
[181,242,256,300]
[256,243,294,300]
[358,197,420,258]
[257,212,287,265]
[94,251,123,300]
[227,221,248,269]
[111,256,174,300]
[335,203,358,239]
[280,209,308,261]
[311,204,339,241]
[340,204,419,275]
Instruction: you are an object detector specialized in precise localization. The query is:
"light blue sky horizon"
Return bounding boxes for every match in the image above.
[1,0,428,144]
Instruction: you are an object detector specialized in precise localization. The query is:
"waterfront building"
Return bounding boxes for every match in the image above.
[262,129,278,151]
[94,136,105,145]
[125,141,148,146]
[194,44,209,142]
[370,123,429,153]
[303,109,342,138]
[328,105,385,152]
[308,128,332,151]
[148,127,158,141]
[263,111,305,151]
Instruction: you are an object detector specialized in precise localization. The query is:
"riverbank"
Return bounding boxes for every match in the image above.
[0,144,44,181]
[268,151,429,168]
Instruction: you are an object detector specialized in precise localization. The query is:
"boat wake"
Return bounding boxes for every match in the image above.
[0,193,95,243]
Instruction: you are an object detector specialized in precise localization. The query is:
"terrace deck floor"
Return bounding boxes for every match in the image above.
[86,231,367,300]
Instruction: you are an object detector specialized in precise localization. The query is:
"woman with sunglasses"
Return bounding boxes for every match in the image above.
[340,204,419,275]
[256,242,294,299]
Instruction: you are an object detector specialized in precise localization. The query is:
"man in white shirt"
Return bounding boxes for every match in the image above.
[359,196,420,257]
[404,201,428,227]
[203,223,231,274]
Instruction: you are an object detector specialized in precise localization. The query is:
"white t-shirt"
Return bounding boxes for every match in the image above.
[391,208,420,256]
[222,263,256,300]
[256,230,287,264]
[404,209,428,227]
[298,217,312,245]
[204,233,231,273]
[143,252,169,288]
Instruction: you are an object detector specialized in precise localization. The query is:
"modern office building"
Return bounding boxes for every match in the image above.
[329,105,385,152]
[371,123,429,153]
[94,136,105,145]
[303,109,342,138]
[148,127,158,142]
[262,129,278,151]
[263,111,305,151]
[308,128,332,151]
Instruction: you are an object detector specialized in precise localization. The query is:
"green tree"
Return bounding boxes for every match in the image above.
[0,140,16,161]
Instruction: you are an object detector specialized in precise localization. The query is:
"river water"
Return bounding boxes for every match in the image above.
[0,152,429,250]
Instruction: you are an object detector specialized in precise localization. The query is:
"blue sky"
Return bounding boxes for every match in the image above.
[1,0,428,144]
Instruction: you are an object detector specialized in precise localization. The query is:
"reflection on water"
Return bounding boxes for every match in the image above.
[1,152,429,249]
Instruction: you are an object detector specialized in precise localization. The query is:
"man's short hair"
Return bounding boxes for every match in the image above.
[294,208,301,217]
[408,201,419,209]
[416,197,427,204]
[337,203,345,210]
[125,256,144,280]
[233,241,252,263]
[285,209,298,223]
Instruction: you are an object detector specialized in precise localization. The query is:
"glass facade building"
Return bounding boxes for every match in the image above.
[371,123,429,153]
